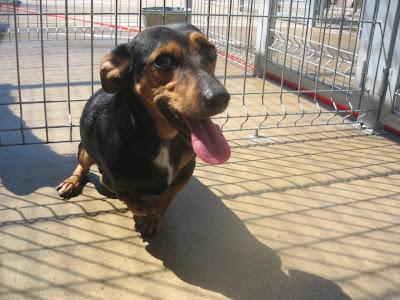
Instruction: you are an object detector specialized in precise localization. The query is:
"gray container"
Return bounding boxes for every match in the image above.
[142,7,191,28]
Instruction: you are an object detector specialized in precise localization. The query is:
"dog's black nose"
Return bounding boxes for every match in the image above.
[202,87,230,111]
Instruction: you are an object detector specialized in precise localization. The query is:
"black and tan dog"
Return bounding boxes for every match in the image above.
[56,24,231,237]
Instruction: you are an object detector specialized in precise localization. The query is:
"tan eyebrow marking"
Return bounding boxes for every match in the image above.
[148,41,183,63]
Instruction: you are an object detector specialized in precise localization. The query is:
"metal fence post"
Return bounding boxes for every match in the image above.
[253,0,277,77]
[356,0,400,132]
[309,0,326,27]
[238,0,244,13]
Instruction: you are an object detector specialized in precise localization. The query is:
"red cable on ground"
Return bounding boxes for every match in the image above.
[0,3,139,32]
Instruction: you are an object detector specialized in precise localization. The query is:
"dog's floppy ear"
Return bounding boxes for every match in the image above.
[100,43,131,93]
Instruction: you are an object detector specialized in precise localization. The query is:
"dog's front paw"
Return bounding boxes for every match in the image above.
[134,215,163,238]
[56,175,87,199]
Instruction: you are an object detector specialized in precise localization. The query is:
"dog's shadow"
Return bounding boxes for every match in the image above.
[0,84,76,196]
[143,177,351,300]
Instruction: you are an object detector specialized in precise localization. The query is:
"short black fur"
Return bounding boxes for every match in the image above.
[57,24,229,237]
[80,88,191,199]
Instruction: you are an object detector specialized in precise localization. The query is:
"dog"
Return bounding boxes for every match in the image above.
[56,24,231,237]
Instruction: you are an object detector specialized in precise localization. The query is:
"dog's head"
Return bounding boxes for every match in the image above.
[100,24,230,164]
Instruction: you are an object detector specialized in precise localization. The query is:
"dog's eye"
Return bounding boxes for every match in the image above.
[154,55,173,69]
[202,44,217,61]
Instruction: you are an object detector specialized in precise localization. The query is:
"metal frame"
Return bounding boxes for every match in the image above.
[0,0,396,146]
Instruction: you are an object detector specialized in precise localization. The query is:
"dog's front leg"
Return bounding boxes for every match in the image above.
[133,157,196,238]
[57,144,94,199]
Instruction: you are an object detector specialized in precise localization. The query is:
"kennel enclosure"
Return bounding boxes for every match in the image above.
[0,0,399,145]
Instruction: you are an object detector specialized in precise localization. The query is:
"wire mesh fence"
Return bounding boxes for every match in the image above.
[0,0,386,146]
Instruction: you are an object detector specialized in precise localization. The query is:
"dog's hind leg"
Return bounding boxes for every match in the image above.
[56,143,94,199]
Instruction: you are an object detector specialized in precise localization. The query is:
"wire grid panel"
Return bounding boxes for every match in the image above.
[271,1,361,87]
[0,0,371,146]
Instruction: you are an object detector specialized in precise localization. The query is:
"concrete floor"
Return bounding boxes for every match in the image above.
[1,126,400,300]
[1,4,400,298]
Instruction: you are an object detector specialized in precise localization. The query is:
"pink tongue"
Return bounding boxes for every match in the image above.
[184,117,230,165]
